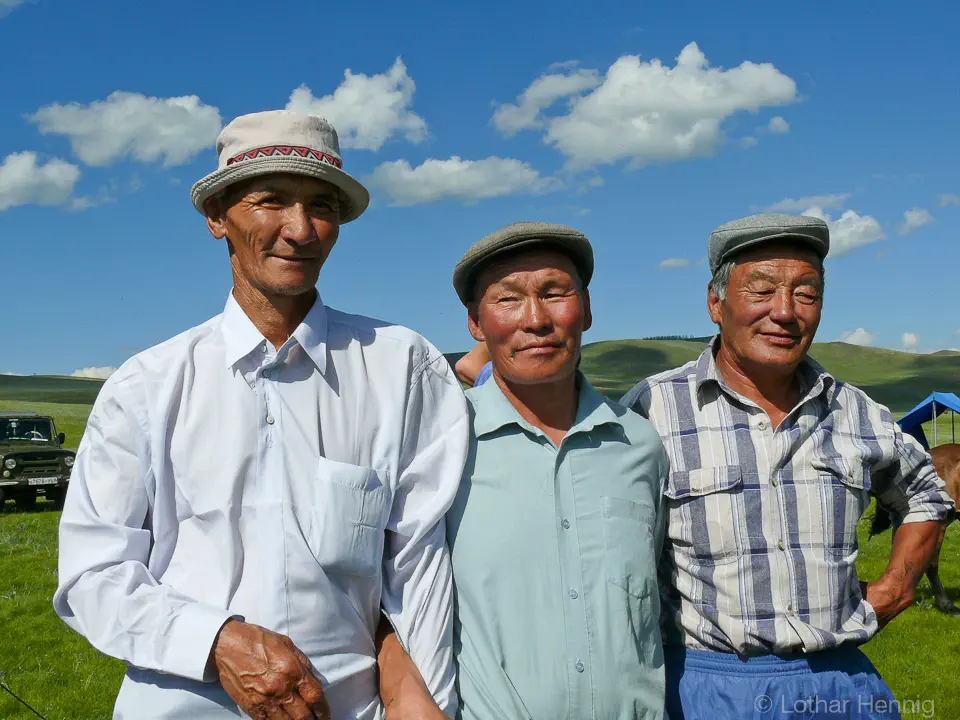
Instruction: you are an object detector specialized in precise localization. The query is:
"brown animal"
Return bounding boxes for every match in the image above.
[870,443,960,614]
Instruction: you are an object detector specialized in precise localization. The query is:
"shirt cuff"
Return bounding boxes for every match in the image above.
[164,603,240,682]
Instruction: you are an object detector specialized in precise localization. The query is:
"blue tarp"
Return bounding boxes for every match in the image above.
[897,391,960,450]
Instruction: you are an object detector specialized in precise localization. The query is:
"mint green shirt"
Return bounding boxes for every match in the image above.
[447,375,667,720]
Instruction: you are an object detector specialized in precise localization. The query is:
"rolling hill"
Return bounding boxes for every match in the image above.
[4,339,960,414]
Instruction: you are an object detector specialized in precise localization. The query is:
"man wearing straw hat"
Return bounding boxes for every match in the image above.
[54,110,468,719]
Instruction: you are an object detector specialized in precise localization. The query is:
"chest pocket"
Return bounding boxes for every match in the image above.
[602,496,656,599]
[308,456,392,578]
[812,456,870,559]
[665,466,744,565]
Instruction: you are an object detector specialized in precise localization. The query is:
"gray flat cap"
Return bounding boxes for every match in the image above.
[708,213,830,274]
[453,221,593,305]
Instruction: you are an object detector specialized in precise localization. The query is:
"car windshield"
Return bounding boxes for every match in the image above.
[1,418,53,442]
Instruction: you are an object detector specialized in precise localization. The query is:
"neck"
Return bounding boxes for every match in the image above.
[495,370,579,446]
[714,342,801,413]
[232,275,316,349]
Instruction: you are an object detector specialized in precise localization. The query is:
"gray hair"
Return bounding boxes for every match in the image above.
[709,257,826,301]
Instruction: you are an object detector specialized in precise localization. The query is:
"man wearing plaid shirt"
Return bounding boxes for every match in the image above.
[621,213,955,720]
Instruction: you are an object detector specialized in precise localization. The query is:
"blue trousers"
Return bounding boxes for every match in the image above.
[665,646,901,719]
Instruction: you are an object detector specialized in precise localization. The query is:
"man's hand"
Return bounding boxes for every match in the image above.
[861,519,942,629]
[861,578,915,629]
[211,619,330,720]
[376,619,447,720]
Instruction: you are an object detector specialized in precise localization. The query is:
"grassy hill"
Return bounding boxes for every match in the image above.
[5,338,960,414]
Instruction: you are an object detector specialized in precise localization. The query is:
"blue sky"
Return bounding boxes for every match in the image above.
[1,0,958,377]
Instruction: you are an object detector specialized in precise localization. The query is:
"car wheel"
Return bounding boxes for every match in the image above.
[15,494,37,511]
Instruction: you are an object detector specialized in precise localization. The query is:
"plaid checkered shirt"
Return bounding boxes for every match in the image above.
[620,338,956,655]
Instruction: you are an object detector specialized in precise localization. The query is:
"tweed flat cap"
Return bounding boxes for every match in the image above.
[708,213,830,274]
[453,222,593,305]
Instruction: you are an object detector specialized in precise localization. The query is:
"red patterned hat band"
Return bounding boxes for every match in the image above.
[226,145,343,170]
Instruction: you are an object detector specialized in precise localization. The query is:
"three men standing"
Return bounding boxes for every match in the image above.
[53,105,954,720]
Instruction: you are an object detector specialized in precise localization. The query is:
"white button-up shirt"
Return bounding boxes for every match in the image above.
[54,293,468,719]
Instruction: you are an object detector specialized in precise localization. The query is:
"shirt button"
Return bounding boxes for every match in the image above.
[778,540,786,551]
[758,420,767,430]
[787,604,794,614]
[569,589,579,600]
[263,369,271,378]
[575,660,585,673]
[771,478,779,488]
[561,518,570,529]
[265,415,275,425]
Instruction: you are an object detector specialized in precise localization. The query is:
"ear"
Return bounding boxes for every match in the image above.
[707,284,723,325]
[204,196,228,240]
[581,289,593,332]
[467,303,485,343]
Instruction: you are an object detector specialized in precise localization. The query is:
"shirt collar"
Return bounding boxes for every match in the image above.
[472,371,623,439]
[695,334,836,407]
[220,291,328,375]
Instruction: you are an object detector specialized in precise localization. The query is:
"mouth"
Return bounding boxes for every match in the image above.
[516,343,564,354]
[759,332,801,346]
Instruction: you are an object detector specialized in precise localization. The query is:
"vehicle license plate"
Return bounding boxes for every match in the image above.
[27,477,59,486]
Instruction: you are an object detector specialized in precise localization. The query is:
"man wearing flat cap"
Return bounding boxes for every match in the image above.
[55,110,468,719]
[621,213,955,718]
[382,222,669,719]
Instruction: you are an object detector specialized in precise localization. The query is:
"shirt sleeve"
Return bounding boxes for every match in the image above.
[872,414,957,527]
[381,352,469,716]
[53,370,233,682]
[620,379,653,419]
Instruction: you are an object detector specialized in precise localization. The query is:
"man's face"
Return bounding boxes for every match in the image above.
[205,174,341,297]
[468,249,591,386]
[708,242,824,374]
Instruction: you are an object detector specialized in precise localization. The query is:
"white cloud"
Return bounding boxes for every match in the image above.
[0,0,26,18]
[0,152,80,211]
[30,91,221,167]
[763,194,850,212]
[902,333,919,350]
[71,366,116,379]
[370,156,557,206]
[287,58,426,151]
[802,206,885,257]
[938,193,960,207]
[659,258,691,268]
[838,328,876,346]
[492,69,601,136]
[740,136,758,148]
[767,116,790,133]
[510,42,797,169]
[898,207,934,235]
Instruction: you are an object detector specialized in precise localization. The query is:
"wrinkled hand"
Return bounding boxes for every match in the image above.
[211,619,330,720]
[861,578,914,629]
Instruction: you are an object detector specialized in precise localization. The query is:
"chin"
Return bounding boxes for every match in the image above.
[506,358,577,385]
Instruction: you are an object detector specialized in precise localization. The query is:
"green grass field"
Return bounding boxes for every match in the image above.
[1,343,959,718]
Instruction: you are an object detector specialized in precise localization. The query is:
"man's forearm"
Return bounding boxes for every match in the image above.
[865,519,942,625]
[376,619,447,720]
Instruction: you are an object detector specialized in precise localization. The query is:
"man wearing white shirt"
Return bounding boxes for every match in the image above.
[54,110,468,719]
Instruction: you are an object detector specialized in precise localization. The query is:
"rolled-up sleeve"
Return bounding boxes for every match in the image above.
[872,418,957,527]
[53,370,232,682]
[381,353,468,717]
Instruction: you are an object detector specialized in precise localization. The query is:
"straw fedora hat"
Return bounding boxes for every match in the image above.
[190,109,370,223]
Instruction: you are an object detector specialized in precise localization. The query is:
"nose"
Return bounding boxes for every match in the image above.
[520,297,552,334]
[279,203,316,245]
[769,287,798,323]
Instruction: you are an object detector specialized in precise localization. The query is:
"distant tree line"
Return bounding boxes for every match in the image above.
[641,334,713,342]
